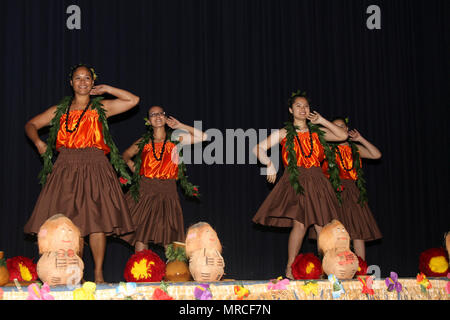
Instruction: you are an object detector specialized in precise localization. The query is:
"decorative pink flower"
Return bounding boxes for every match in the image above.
[27,283,54,300]
[267,277,290,290]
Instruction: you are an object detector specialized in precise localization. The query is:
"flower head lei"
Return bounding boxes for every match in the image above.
[69,63,98,81]
[287,89,309,107]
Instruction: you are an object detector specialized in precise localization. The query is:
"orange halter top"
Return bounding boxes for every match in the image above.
[280,131,324,168]
[56,109,110,154]
[322,144,361,180]
[139,141,179,180]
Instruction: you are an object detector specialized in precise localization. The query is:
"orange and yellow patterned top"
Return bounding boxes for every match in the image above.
[280,131,325,168]
[140,141,179,180]
[56,109,110,154]
[322,144,361,180]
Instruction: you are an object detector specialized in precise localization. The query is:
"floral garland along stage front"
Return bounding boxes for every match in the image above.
[1,277,449,300]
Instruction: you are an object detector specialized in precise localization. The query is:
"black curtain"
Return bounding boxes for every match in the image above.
[1,0,448,282]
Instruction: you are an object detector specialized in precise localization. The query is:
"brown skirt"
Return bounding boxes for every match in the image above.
[334,179,382,241]
[252,166,340,229]
[121,177,185,246]
[24,147,135,237]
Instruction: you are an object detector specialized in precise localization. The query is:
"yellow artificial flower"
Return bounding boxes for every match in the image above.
[131,258,155,281]
[18,263,32,282]
[73,281,96,300]
[301,281,319,296]
[234,285,249,300]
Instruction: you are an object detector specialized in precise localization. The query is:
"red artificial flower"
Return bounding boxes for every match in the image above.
[6,256,38,282]
[358,276,374,295]
[336,185,345,192]
[123,249,165,283]
[355,256,368,275]
[193,187,198,191]
[416,272,432,289]
[234,285,249,300]
[119,177,128,184]
[152,288,173,300]
[291,253,323,280]
[419,248,449,277]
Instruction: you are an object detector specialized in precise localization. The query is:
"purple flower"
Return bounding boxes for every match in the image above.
[194,283,212,300]
[385,272,402,293]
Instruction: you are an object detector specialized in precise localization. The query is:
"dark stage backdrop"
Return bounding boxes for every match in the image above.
[1,0,448,282]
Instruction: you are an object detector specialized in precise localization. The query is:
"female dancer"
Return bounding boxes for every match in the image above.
[252,91,348,279]
[24,64,139,283]
[323,117,382,260]
[122,105,206,252]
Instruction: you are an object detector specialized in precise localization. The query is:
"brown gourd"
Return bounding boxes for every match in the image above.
[185,222,222,258]
[0,251,10,286]
[164,242,191,282]
[185,222,225,282]
[36,214,84,286]
[318,220,358,279]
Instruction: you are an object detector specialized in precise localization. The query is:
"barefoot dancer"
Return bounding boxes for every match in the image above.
[252,91,347,279]
[24,64,139,283]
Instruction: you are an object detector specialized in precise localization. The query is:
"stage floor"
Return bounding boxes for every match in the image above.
[1,278,449,300]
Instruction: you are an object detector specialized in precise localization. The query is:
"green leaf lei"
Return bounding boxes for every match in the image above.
[129,120,200,202]
[38,96,131,186]
[165,243,188,263]
[284,121,343,204]
[331,141,368,206]
[0,256,6,268]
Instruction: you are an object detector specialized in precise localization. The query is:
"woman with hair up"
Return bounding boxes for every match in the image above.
[24,64,139,283]
[321,116,382,260]
[252,91,348,279]
[122,105,207,252]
